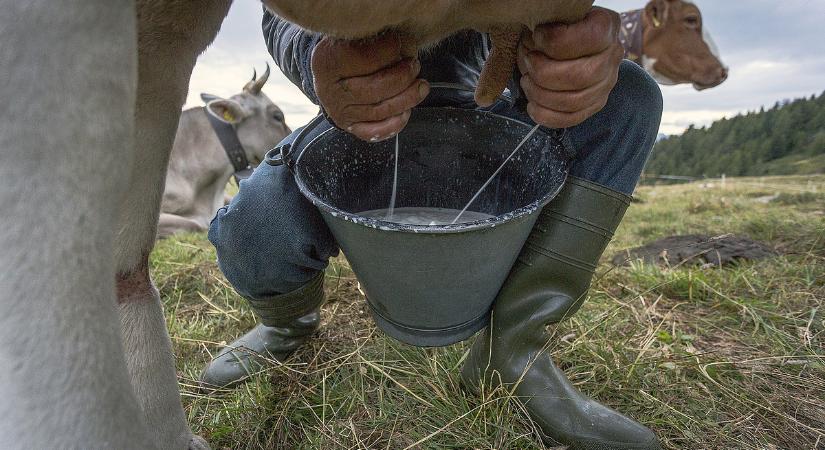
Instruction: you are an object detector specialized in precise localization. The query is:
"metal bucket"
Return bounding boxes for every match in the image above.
[276,107,569,347]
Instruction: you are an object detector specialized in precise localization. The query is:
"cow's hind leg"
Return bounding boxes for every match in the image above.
[116,2,231,448]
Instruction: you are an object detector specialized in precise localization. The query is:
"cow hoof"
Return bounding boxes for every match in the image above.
[188,435,211,450]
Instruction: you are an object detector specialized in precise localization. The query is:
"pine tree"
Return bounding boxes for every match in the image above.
[645,92,825,177]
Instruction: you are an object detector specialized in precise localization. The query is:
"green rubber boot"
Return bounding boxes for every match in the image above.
[462,177,659,449]
[200,271,325,389]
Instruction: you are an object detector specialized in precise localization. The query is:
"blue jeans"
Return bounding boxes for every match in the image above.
[208,61,662,299]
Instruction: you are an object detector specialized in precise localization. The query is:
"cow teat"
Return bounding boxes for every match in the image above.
[262,0,594,105]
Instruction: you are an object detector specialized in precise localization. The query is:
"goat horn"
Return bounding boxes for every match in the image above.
[249,63,270,94]
[243,68,258,92]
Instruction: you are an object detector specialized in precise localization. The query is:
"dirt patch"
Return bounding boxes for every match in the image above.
[612,234,777,267]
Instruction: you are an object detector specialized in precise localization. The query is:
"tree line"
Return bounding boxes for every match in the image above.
[645,91,825,177]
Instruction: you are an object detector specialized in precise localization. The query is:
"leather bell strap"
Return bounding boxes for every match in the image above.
[619,9,644,65]
[205,108,253,183]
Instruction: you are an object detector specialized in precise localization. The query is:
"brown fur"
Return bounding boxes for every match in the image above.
[116,259,152,304]
[263,0,595,103]
[476,26,523,106]
[642,0,726,88]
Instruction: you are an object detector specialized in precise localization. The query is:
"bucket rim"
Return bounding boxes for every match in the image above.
[293,107,569,234]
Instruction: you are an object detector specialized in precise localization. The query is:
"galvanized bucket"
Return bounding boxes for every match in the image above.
[275,107,569,347]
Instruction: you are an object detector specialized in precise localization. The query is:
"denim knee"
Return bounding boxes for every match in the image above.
[208,161,338,300]
[614,60,664,146]
[566,60,663,194]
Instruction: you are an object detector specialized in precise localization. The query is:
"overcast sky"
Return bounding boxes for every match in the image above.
[185,1,825,135]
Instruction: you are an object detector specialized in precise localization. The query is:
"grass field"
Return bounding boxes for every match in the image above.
[151,175,825,449]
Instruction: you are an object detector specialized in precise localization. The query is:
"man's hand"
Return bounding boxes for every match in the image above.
[518,7,624,129]
[312,33,430,141]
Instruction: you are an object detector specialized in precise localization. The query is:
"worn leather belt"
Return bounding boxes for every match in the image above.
[205,108,253,183]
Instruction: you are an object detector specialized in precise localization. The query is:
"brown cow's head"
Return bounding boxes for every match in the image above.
[641,0,728,90]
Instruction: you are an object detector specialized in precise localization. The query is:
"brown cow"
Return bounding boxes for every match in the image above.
[620,0,728,89]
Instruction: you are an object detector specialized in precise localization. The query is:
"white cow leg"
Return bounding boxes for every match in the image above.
[0,1,156,448]
[117,263,206,450]
[114,2,231,448]
[114,46,204,450]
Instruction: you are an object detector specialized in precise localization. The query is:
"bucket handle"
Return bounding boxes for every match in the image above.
[264,82,515,170]
[265,113,327,170]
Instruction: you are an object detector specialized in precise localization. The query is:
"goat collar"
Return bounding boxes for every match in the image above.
[619,9,644,65]
[204,107,253,183]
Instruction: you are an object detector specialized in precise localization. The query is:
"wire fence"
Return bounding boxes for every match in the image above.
[640,174,821,193]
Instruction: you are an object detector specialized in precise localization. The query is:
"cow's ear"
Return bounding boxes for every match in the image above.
[200,93,222,104]
[206,99,247,124]
[645,0,669,28]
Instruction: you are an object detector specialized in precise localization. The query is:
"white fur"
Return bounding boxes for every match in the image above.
[1,0,229,448]
[158,85,290,238]
[702,24,722,61]
[642,55,678,85]
[0,1,152,447]
[119,290,200,449]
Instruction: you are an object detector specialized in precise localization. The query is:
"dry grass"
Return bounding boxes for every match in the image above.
[151,175,825,449]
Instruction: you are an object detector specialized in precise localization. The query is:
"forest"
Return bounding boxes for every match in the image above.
[646,91,825,177]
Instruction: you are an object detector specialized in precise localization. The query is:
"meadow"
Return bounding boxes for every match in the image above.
[152,175,825,449]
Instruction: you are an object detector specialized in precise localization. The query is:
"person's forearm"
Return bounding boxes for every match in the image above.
[262,8,322,104]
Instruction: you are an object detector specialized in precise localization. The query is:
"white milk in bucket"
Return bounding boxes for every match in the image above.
[359,207,493,226]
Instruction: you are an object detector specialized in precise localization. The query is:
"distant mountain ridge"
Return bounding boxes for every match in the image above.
[646,92,825,177]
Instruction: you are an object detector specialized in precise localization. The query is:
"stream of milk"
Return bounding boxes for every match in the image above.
[385,134,399,220]
[360,207,493,226]
[371,124,538,226]
[451,124,541,224]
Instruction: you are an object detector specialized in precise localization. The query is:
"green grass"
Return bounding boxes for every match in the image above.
[760,153,825,176]
[152,175,825,449]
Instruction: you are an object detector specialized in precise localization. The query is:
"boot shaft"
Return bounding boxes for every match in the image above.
[246,271,325,327]
[519,177,631,280]
[484,178,632,356]
[461,178,659,449]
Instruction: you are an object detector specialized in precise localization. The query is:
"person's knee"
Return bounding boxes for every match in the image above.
[209,205,330,298]
[208,165,336,299]
[615,61,664,136]
[565,61,664,193]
